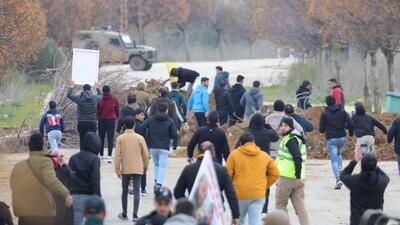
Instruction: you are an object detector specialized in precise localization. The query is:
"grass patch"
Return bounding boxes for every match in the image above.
[0,82,52,128]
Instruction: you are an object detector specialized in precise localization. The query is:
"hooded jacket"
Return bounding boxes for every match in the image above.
[319,104,353,139]
[67,88,102,122]
[240,87,263,118]
[214,86,234,114]
[141,113,177,150]
[39,108,64,134]
[237,114,279,155]
[174,156,240,219]
[340,160,390,225]
[296,81,312,110]
[229,83,246,118]
[10,151,70,217]
[187,124,230,164]
[351,103,387,137]
[188,85,209,113]
[96,92,120,120]
[149,96,179,125]
[213,71,230,90]
[171,67,199,87]
[165,214,197,225]
[388,117,400,154]
[116,103,142,133]
[226,142,280,199]
[68,132,101,196]
[332,85,345,110]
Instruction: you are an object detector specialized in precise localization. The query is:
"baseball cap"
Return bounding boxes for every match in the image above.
[83,196,106,215]
[155,187,173,201]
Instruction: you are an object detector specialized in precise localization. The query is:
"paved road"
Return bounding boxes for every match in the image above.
[1,150,399,225]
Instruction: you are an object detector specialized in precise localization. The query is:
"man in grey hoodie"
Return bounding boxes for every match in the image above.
[240,80,263,118]
[67,83,102,148]
[164,198,197,225]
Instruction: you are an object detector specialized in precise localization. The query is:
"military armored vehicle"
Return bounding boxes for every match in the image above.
[72,29,156,71]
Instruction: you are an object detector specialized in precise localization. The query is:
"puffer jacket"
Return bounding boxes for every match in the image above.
[67,88,102,121]
[240,87,263,118]
[68,132,101,196]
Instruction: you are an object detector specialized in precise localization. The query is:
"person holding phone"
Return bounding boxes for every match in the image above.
[351,102,387,155]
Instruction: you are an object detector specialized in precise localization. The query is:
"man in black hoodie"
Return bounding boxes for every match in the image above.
[352,102,387,155]
[141,102,177,191]
[229,75,246,125]
[340,152,390,225]
[214,80,234,126]
[187,111,230,164]
[174,141,240,225]
[67,83,102,148]
[68,132,101,225]
[319,95,353,190]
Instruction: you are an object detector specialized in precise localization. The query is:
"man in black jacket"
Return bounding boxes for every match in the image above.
[319,95,353,190]
[387,116,400,176]
[174,141,240,225]
[214,81,234,126]
[340,152,390,225]
[187,111,230,164]
[141,102,177,190]
[170,67,200,97]
[136,187,173,225]
[68,132,101,225]
[352,102,387,155]
[229,75,246,125]
[116,94,141,133]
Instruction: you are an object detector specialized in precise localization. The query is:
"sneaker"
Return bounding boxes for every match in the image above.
[118,213,128,221]
[132,215,139,222]
[262,213,268,220]
[98,155,104,160]
[141,190,148,196]
[334,180,342,190]
[153,183,162,194]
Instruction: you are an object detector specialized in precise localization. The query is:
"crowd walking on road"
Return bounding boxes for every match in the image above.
[6,66,399,225]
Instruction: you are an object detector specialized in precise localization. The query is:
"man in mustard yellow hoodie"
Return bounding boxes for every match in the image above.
[275,117,309,225]
[226,132,280,225]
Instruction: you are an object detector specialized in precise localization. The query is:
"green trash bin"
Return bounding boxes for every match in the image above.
[386,92,400,113]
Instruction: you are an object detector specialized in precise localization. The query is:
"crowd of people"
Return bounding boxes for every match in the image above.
[2,65,399,225]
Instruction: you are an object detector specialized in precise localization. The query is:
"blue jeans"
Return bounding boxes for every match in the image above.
[72,194,92,225]
[150,148,169,185]
[238,198,265,225]
[327,137,346,178]
[47,130,62,152]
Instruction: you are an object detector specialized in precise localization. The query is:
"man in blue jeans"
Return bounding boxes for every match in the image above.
[141,102,177,192]
[39,101,64,153]
[319,95,353,189]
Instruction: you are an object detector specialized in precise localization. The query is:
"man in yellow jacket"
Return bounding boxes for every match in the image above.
[114,116,149,222]
[275,117,309,225]
[226,132,280,225]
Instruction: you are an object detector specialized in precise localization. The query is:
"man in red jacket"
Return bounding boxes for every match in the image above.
[328,78,345,110]
[97,85,120,162]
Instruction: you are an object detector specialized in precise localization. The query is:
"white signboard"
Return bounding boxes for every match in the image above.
[189,151,226,225]
[71,48,99,86]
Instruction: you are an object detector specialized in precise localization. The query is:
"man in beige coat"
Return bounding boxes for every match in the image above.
[114,116,149,222]
[10,133,73,225]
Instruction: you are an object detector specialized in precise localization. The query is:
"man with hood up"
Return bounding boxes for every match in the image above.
[68,132,102,225]
[319,95,353,190]
[229,75,246,125]
[351,102,387,155]
[328,78,345,110]
[240,80,263,118]
[135,82,151,108]
[67,83,102,148]
[275,117,309,225]
[296,80,312,110]
[226,132,279,225]
[214,80,234,126]
[340,152,390,225]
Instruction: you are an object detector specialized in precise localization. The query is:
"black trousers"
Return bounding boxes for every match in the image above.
[141,173,147,191]
[122,174,141,217]
[98,119,116,156]
[195,112,207,127]
[218,111,229,126]
[77,121,97,149]
[262,188,270,213]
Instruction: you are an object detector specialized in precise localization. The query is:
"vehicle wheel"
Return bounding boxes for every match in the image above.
[144,63,152,71]
[129,56,146,71]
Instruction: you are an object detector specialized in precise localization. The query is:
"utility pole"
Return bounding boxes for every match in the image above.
[120,0,128,33]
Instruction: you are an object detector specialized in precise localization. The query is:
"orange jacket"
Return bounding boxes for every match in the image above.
[226,142,280,199]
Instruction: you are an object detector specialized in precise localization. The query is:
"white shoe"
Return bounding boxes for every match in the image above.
[262,213,268,220]
[98,155,104,160]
